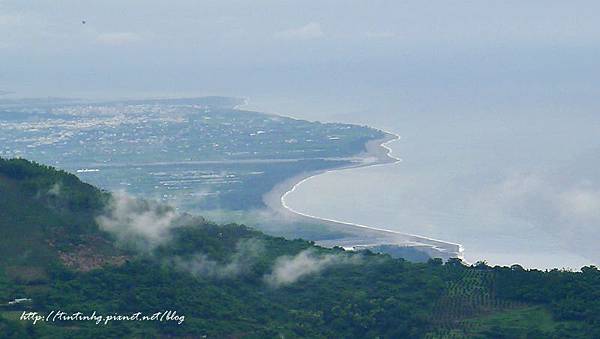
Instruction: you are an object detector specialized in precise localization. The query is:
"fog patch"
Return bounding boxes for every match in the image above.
[37,182,61,199]
[471,171,600,262]
[96,190,182,251]
[264,249,360,287]
[171,238,265,279]
[480,172,600,226]
[47,182,61,196]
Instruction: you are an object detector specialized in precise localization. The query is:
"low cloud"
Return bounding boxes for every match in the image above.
[96,191,181,251]
[482,172,600,224]
[96,32,141,46]
[171,238,264,279]
[47,182,61,196]
[275,22,324,40]
[264,249,359,287]
[473,171,600,261]
[495,172,545,199]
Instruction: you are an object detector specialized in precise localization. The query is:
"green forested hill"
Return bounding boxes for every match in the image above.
[0,158,118,278]
[1,158,599,338]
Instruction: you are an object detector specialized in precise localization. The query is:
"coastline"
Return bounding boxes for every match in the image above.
[263,131,464,261]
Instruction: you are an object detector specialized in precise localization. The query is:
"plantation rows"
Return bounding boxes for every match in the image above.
[426,267,526,338]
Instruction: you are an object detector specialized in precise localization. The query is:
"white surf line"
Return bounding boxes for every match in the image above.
[234,99,465,259]
[364,130,402,165]
[281,174,464,256]
[280,130,465,258]
[379,130,402,162]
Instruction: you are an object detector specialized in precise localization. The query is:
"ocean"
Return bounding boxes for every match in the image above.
[282,108,600,269]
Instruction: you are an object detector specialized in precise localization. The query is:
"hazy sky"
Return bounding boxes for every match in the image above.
[2,1,599,116]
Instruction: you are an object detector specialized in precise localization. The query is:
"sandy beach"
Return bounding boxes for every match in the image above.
[263,131,464,261]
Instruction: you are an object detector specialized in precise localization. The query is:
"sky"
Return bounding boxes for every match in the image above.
[1,1,600,118]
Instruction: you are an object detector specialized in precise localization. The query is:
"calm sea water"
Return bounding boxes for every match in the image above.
[284,109,600,269]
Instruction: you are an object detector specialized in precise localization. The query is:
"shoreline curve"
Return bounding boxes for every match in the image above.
[263,130,465,261]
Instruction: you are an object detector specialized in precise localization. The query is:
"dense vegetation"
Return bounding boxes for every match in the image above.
[1,158,600,338]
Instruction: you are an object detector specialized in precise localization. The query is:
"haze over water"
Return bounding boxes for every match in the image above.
[283,96,600,269]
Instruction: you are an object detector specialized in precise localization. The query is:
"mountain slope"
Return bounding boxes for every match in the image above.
[1,158,599,338]
[0,158,125,279]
